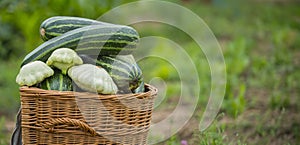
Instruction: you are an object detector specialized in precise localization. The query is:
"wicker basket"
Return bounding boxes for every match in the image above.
[20,84,157,144]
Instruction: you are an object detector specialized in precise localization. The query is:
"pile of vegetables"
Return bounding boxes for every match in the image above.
[16,16,144,94]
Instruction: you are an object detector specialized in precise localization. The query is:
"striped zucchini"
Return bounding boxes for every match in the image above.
[40,16,112,41]
[80,54,143,93]
[21,25,139,66]
[133,81,145,93]
[39,68,73,91]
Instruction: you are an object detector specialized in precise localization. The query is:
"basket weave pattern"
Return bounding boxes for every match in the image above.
[20,84,157,144]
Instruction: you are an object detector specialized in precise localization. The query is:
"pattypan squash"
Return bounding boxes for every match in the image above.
[46,48,83,74]
[16,61,54,86]
[68,64,118,94]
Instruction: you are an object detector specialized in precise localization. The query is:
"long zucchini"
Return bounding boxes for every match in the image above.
[40,16,112,41]
[21,25,139,66]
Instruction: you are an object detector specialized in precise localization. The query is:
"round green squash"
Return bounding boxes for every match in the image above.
[39,68,73,91]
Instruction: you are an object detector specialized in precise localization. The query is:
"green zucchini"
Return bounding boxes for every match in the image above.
[40,16,112,41]
[21,25,139,66]
[39,68,73,91]
[79,54,143,93]
[133,81,145,93]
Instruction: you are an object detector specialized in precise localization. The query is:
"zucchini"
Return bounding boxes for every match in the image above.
[21,25,139,66]
[79,54,143,93]
[133,81,145,93]
[39,68,73,91]
[40,16,112,41]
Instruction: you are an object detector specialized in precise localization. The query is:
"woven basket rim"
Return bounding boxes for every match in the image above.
[19,83,157,99]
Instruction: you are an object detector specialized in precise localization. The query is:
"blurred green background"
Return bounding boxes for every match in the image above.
[0,0,300,144]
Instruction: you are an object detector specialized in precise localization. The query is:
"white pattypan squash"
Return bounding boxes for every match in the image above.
[68,64,118,94]
[16,61,54,86]
[46,48,83,74]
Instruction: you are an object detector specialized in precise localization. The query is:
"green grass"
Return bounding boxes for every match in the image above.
[0,116,9,145]
[0,58,21,116]
[150,1,300,144]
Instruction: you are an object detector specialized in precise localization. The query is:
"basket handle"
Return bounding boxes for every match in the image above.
[42,118,97,136]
